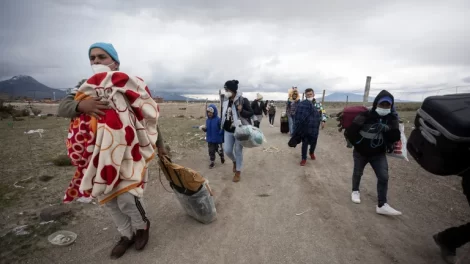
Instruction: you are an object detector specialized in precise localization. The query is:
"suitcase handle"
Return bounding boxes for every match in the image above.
[418,117,441,137]
[420,127,437,145]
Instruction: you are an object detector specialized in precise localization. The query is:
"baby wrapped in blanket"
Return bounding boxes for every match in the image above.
[64,71,159,205]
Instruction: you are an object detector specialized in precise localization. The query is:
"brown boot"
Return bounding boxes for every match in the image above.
[110,236,134,259]
[233,171,241,182]
[135,220,150,251]
[232,162,237,173]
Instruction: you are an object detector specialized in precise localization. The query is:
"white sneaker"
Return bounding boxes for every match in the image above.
[270,124,274,127]
[376,203,402,216]
[351,191,361,204]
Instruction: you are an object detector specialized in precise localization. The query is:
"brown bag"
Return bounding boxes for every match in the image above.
[158,155,206,195]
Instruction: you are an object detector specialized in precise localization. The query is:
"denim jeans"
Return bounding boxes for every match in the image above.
[224,131,244,171]
[352,149,389,206]
[288,115,294,134]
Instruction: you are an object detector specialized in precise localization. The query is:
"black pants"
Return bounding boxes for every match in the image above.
[438,175,470,250]
[208,143,224,162]
[352,150,389,206]
[269,114,275,125]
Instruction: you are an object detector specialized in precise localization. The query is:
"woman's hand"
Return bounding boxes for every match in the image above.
[237,104,242,112]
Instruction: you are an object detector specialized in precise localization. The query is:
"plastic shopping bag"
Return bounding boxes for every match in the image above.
[234,125,252,141]
[173,181,217,224]
[387,123,409,161]
[240,126,266,148]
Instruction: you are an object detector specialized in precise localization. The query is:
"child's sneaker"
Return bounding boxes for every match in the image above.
[209,162,215,169]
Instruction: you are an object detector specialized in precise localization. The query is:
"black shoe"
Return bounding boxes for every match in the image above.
[209,162,215,169]
[135,220,150,251]
[220,157,225,164]
[111,236,135,259]
[433,234,456,264]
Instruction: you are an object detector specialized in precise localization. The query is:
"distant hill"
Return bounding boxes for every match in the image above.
[150,90,203,101]
[324,92,410,102]
[0,75,66,100]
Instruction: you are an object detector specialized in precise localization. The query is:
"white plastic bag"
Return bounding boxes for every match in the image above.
[387,123,409,161]
[240,126,266,148]
[173,181,217,224]
[234,125,252,141]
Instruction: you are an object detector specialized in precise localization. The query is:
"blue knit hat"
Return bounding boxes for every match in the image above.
[88,42,120,64]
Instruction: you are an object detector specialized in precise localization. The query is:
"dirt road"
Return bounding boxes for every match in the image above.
[26,117,469,264]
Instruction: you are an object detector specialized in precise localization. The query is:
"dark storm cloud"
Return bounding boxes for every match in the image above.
[1,0,469,99]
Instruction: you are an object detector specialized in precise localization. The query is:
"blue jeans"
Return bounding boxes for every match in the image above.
[288,115,294,134]
[352,150,389,206]
[224,131,244,171]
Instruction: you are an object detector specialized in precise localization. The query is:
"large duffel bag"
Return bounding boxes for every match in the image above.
[407,93,470,176]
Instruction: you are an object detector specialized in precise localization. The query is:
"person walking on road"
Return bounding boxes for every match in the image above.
[267,100,276,127]
[57,42,166,259]
[293,88,321,166]
[221,80,254,182]
[286,89,300,134]
[251,93,266,128]
[201,104,225,168]
[345,90,402,216]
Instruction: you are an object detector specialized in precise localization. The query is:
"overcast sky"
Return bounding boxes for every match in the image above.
[1,0,470,100]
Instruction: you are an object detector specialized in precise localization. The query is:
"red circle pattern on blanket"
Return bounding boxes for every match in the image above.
[64,72,159,204]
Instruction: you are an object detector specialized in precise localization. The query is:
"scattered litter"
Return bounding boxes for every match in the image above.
[24,129,45,137]
[13,225,30,236]
[48,230,77,246]
[103,227,108,230]
[76,197,93,204]
[263,146,280,153]
[40,220,55,225]
[13,176,32,188]
[295,209,311,216]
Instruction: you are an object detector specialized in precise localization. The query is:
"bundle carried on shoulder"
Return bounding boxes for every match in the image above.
[158,155,217,224]
[407,93,470,176]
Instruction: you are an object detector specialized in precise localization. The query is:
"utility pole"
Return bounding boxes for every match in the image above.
[346,95,349,106]
[321,89,326,105]
[363,76,372,106]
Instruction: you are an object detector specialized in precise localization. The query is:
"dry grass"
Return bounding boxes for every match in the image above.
[0,103,208,262]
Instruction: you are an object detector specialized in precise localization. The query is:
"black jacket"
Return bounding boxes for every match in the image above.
[346,90,400,157]
[251,100,267,116]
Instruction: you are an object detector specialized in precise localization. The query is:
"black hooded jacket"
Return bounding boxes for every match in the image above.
[346,90,401,157]
[251,100,267,116]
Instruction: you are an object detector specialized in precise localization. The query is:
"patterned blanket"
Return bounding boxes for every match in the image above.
[64,71,159,205]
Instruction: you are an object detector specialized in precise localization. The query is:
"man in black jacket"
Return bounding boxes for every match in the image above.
[251,93,267,128]
[433,172,470,264]
[346,90,402,216]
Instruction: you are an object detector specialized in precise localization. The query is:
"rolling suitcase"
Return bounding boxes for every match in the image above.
[407,93,470,176]
[280,112,289,133]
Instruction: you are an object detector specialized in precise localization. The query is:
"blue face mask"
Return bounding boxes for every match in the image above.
[376,107,391,116]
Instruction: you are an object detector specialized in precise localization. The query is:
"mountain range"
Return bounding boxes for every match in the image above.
[0,75,200,101]
[0,75,67,100]
[0,75,410,102]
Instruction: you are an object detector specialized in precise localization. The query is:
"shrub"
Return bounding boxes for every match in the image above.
[31,108,42,116]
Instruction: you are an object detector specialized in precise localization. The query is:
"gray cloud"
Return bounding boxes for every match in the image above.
[1,0,470,100]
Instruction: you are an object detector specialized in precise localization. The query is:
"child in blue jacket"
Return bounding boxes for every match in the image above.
[201,104,225,168]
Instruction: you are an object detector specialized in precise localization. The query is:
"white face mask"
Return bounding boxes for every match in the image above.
[307,97,314,101]
[225,91,232,98]
[91,62,115,74]
[376,107,391,116]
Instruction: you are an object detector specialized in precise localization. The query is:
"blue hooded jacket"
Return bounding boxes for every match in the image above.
[206,104,224,144]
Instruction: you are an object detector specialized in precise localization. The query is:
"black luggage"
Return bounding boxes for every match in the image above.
[407,93,470,176]
[280,112,289,133]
